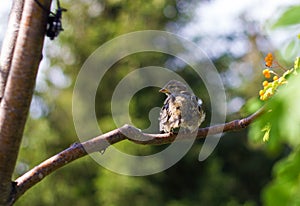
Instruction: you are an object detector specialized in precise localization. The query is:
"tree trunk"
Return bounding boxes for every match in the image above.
[0,0,51,205]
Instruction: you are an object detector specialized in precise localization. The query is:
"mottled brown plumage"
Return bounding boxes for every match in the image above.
[159,80,205,133]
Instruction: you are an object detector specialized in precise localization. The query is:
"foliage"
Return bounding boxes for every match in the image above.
[263,148,300,206]
[254,56,300,143]
[249,72,300,205]
[271,5,300,29]
[248,4,300,206]
[250,69,300,148]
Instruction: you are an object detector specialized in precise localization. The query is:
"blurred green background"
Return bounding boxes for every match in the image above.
[0,0,299,205]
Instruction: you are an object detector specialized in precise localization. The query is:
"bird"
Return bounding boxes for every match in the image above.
[159,80,205,133]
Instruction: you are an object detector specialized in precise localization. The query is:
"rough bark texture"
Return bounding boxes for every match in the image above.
[0,0,51,205]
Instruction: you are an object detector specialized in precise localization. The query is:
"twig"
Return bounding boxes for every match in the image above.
[9,107,264,204]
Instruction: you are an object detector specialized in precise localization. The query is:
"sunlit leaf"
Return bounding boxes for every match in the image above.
[272,5,300,28]
[262,123,271,142]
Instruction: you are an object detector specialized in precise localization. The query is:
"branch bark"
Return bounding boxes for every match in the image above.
[9,108,264,204]
[0,0,51,205]
[0,0,25,101]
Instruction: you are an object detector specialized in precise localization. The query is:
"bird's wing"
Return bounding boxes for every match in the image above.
[159,94,182,132]
[159,95,171,132]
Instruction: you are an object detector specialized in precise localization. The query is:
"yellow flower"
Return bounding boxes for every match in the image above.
[259,90,264,96]
[264,53,273,68]
[263,69,271,78]
[263,81,269,87]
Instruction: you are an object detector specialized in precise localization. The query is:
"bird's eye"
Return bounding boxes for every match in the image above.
[198,99,203,106]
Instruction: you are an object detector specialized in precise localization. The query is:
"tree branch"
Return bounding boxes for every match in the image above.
[9,108,264,204]
[0,0,25,101]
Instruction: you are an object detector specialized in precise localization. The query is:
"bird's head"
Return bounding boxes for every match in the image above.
[159,80,189,94]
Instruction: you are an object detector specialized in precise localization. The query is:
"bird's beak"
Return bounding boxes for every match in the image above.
[159,88,168,93]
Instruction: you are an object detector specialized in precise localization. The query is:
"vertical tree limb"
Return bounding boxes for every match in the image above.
[0,0,25,101]
[0,0,51,205]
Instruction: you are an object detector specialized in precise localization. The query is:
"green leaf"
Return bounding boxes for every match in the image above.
[262,123,271,142]
[294,57,300,71]
[272,5,300,28]
[263,147,300,206]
